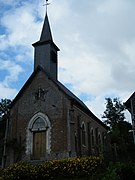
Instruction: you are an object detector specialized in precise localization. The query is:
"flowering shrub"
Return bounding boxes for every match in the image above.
[0,156,102,179]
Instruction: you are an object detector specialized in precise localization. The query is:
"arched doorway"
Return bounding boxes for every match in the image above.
[26,113,51,160]
[32,117,46,159]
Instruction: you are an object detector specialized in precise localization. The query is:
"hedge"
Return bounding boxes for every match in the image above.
[0,156,102,179]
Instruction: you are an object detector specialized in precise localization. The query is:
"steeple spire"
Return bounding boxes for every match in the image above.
[40,13,53,42]
[32,4,60,81]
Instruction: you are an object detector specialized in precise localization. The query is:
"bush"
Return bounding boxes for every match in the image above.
[116,162,135,180]
[0,156,102,179]
[102,162,135,180]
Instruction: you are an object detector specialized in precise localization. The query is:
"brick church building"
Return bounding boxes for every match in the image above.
[5,11,108,165]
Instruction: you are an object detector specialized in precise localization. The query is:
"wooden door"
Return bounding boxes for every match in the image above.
[33,131,46,160]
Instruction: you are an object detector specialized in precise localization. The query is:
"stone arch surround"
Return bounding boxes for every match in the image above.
[26,112,51,160]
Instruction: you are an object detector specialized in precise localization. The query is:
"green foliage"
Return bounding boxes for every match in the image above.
[0,99,11,165]
[0,99,11,119]
[102,162,135,180]
[0,98,11,137]
[102,97,125,129]
[102,97,135,161]
[0,98,11,131]
[0,156,102,179]
[101,167,120,180]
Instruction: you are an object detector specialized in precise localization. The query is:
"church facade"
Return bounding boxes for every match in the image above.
[5,13,108,165]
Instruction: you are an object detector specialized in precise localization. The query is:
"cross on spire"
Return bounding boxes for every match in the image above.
[43,0,50,14]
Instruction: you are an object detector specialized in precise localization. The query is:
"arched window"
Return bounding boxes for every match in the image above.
[98,132,102,153]
[81,122,86,146]
[32,117,47,131]
[91,128,95,146]
[98,133,102,145]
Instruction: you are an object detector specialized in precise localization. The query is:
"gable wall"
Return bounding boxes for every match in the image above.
[8,71,70,162]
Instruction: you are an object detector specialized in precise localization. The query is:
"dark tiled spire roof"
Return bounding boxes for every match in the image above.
[40,13,53,42]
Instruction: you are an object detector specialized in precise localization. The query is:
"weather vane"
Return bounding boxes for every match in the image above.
[43,0,50,13]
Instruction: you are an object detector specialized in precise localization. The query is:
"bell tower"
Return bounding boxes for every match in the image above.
[32,12,59,80]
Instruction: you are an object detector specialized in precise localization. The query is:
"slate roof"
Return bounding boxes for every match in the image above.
[40,13,53,42]
[32,13,59,51]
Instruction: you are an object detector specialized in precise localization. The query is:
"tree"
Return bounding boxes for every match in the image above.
[102,97,134,161]
[0,99,11,166]
[0,99,11,120]
[102,97,125,129]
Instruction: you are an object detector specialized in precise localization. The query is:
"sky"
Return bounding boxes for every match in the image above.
[0,0,135,121]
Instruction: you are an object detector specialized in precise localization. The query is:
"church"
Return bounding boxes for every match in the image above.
[5,10,108,165]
